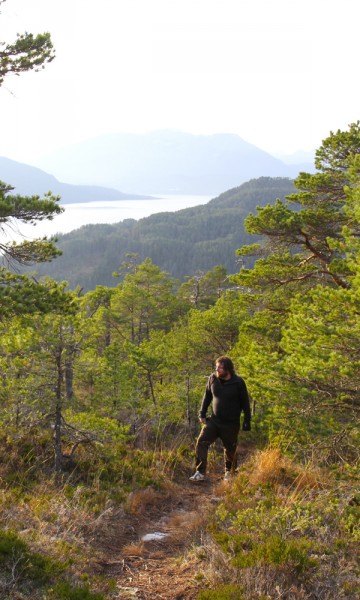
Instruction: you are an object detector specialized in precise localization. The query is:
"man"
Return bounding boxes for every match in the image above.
[189,356,251,482]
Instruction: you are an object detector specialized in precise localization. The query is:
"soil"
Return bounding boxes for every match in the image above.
[95,467,227,600]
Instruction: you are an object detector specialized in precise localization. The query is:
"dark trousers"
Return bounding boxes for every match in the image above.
[195,418,240,474]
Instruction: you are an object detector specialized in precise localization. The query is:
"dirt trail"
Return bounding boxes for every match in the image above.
[99,470,225,600]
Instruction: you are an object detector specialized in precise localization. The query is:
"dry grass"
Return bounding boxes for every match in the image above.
[247,447,327,492]
[167,509,202,529]
[124,486,163,516]
[248,447,289,485]
[121,541,145,557]
[166,509,206,546]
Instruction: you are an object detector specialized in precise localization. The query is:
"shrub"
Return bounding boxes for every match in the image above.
[51,582,104,600]
[0,529,66,586]
[197,584,244,599]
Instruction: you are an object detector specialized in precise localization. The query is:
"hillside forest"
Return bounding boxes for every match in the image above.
[26,176,297,291]
[0,11,359,600]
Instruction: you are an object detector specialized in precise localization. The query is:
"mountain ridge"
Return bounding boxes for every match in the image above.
[35,130,314,196]
[0,156,152,203]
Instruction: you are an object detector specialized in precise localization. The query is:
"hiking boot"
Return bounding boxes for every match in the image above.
[224,470,232,481]
[189,470,205,482]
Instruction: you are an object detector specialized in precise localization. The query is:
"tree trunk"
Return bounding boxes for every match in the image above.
[54,352,63,473]
[186,373,191,427]
[54,400,63,473]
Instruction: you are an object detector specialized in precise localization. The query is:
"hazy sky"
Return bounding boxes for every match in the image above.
[1,0,359,166]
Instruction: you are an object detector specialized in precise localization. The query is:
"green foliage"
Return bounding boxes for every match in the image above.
[0,28,55,85]
[51,582,104,600]
[281,286,359,405]
[228,124,360,456]
[179,265,230,309]
[0,18,70,328]
[0,429,54,489]
[0,182,73,323]
[235,124,360,294]
[0,182,63,263]
[63,411,130,444]
[0,270,76,319]
[231,535,316,572]
[0,530,28,563]
[314,121,360,174]
[0,529,66,585]
[197,584,245,599]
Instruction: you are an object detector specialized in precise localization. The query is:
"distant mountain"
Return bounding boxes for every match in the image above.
[36,130,315,196]
[24,177,297,291]
[0,156,151,203]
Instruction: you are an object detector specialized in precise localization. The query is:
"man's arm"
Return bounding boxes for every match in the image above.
[239,379,251,430]
[198,376,214,422]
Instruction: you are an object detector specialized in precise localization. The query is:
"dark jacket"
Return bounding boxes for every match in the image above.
[199,373,251,429]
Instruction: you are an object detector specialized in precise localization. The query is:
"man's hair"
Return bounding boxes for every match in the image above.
[216,355,235,376]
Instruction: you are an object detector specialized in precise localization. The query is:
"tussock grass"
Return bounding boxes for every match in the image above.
[125,486,162,516]
[121,541,145,557]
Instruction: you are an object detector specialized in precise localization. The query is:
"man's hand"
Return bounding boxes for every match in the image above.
[199,417,207,425]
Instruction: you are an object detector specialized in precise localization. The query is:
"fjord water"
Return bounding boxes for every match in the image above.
[17,195,212,240]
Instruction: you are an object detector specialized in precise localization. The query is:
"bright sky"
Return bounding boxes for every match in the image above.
[1,0,359,166]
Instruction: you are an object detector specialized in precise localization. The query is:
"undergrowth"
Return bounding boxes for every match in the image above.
[0,426,193,599]
[1,427,358,599]
[196,447,360,599]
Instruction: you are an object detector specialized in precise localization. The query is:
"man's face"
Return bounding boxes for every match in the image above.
[215,362,228,379]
